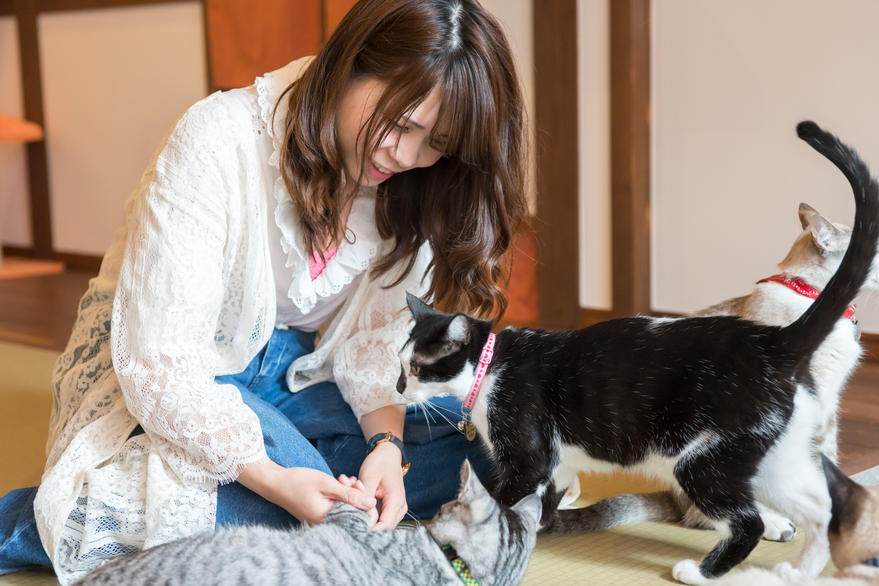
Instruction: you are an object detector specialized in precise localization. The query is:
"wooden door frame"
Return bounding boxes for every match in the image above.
[533,0,651,328]
[1,0,198,269]
[533,0,580,329]
[609,0,651,319]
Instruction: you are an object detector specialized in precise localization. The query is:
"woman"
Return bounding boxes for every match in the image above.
[0,0,528,583]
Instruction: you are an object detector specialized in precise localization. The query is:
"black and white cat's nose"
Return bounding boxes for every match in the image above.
[396,366,407,394]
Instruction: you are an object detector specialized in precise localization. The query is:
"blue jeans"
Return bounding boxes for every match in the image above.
[0,327,494,574]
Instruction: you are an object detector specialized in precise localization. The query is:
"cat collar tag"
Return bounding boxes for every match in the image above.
[459,333,496,442]
[457,418,477,442]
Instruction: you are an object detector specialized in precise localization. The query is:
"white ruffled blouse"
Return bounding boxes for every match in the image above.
[33,57,430,584]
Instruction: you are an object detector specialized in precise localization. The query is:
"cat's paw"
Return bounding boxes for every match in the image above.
[672,560,714,585]
[773,562,805,583]
[760,512,796,542]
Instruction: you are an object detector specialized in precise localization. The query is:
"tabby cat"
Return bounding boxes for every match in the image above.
[396,121,879,585]
[73,461,541,586]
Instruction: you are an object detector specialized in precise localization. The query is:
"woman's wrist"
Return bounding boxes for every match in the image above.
[359,404,406,440]
[236,459,284,500]
[370,438,403,460]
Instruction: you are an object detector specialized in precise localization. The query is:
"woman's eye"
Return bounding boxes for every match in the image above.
[394,123,408,133]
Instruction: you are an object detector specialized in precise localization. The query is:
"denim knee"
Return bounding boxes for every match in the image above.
[0,487,52,574]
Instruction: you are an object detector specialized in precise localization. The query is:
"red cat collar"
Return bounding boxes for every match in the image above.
[458,333,496,441]
[757,274,857,323]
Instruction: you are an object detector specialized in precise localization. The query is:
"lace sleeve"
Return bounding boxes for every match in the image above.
[111,94,269,484]
[331,245,433,420]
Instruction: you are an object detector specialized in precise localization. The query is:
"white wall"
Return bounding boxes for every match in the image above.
[0,3,206,256]
[578,0,611,310]
[0,17,31,248]
[37,2,207,256]
[480,0,536,213]
[653,0,879,333]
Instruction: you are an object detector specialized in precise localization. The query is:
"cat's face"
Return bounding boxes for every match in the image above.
[428,460,502,544]
[428,460,541,583]
[396,293,481,402]
[822,455,879,569]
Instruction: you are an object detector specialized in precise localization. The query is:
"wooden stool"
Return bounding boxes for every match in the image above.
[0,115,64,278]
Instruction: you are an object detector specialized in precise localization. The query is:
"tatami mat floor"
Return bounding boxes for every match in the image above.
[0,341,872,585]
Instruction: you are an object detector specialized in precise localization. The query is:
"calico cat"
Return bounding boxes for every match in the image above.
[73,461,541,586]
[566,202,879,544]
[697,202,867,465]
[396,121,879,585]
[713,457,879,586]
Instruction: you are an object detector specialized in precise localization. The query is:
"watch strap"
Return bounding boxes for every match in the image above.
[366,432,410,476]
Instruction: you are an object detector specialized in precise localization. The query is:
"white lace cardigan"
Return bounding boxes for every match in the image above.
[33,58,430,585]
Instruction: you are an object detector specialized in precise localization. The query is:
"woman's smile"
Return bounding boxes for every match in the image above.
[369,159,396,180]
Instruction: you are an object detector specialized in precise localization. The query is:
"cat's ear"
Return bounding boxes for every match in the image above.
[822,454,868,533]
[810,214,849,253]
[406,292,439,322]
[799,202,819,230]
[457,459,489,504]
[447,315,471,347]
[512,494,543,528]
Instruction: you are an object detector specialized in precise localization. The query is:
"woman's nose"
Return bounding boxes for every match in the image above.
[390,135,419,170]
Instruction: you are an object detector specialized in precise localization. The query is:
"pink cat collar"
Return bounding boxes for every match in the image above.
[757,274,857,323]
[462,333,496,416]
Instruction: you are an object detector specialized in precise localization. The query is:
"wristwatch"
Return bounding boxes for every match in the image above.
[366,432,411,476]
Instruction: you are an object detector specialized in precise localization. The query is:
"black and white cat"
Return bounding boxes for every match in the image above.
[74,461,541,586]
[556,201,879,544]
[396,122,879,585]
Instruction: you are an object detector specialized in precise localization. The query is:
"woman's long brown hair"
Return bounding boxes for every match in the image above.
[279,0,529,319]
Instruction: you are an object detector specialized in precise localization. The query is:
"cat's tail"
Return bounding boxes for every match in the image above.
[540,491,684,534]
[780,121,879,359]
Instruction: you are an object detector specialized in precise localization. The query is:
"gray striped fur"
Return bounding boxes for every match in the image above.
[74,461,541,586]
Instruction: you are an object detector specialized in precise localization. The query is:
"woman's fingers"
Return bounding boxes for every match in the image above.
[373,488,407,530]
[323,476,377,510]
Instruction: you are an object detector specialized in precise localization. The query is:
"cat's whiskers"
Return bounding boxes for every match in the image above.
[425,402,459,416]
[423,400,458,430]
[414,402,438,441]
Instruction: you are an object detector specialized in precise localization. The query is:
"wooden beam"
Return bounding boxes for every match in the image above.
[533,0,580,329]
[200,0,214,92]
[609,0,651,318]
[4,245,104,272]
[10,0,203,258]
[35,0,187,12]
[15,0,53,259]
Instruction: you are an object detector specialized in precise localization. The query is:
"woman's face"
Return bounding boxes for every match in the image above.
[337,78,448,190]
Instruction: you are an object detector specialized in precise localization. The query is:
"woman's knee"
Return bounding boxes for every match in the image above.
[0,487,52,574]
[237,389,332,475]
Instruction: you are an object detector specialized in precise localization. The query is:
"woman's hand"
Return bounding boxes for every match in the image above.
[358,441,407,530]
[358,405,408,530]
[237,460,376,525]
[338,474,379,527]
